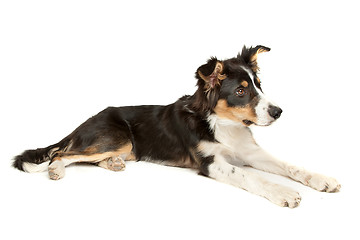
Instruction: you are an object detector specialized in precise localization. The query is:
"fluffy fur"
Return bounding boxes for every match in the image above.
[13,45,340,207]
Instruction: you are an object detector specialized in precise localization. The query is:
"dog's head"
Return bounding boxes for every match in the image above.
[193,45,282,126]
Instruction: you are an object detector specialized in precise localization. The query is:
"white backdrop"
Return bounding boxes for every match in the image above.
[1,0,359,239]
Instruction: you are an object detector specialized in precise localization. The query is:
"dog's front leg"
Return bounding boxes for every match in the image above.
[239,145,341,193]
[204,155,301,208]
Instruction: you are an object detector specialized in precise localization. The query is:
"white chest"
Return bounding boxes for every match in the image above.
[207,114,259,157]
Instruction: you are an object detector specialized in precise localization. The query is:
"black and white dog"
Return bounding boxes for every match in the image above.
[13,46,340,207]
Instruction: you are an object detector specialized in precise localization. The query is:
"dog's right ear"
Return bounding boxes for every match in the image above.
[196,58,227,92]
[192,58,227,112]
[240,45,271,72]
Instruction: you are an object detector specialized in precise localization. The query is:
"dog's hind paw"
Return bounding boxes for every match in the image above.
[97,156,126,172]
[108,156,126,171]
[48,160,65,180]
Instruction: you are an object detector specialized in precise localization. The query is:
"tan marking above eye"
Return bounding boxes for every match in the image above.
[241,81,249,88]
[256,77,261,84]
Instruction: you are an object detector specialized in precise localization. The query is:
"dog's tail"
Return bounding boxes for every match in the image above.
[13,140,69,173]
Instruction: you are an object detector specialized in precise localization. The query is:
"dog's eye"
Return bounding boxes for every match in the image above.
[235,88,246,97]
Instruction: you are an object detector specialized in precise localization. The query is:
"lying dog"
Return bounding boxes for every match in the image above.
[13,45,340,207]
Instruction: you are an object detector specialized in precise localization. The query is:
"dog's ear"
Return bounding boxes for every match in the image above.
[192,58,226,112]
[240,45,270,72]
[196,58,227,91]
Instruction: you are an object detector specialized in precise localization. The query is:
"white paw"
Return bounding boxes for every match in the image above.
[266,184,301,208]
[48,160,65,180]
[287,166,341,193]
[98,156,126,171]
[307,173,341,193]
[107,156,126,171]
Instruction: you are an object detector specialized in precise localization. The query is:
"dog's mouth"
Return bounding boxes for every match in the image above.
[242,120,254,126]
[242,119,274,127]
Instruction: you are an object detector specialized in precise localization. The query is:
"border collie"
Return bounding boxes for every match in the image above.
[13,45,340,207]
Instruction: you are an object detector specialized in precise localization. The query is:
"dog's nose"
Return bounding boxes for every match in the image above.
[268,105,282,120]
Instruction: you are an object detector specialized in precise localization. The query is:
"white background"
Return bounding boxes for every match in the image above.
[0,0,359,239]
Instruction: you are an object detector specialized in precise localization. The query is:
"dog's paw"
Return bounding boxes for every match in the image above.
[287,166,341,193]
[266,184,301,208]
[306,173,341,193]
[106,156,126,171]
[48,161,65,180]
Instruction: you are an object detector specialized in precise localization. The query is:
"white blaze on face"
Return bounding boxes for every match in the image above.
[241,66,280,126]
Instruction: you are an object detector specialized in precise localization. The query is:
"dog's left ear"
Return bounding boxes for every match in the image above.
[240,45,270,72]
[196,58,227,91]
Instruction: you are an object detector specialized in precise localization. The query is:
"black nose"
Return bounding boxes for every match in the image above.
[268,105,283,120]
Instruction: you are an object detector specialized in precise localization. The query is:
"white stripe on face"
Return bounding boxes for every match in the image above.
[241,66,280,126]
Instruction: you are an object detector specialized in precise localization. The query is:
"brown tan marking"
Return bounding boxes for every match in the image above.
[52,142,134,164]
[214,99,257,125]
[62,140,73,152]
[83,145,99,154]
[125,151,136,161]
[241,80,249,88]
[48,147,60,159]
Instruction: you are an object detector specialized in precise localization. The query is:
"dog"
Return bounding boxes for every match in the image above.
[13,45,341,207]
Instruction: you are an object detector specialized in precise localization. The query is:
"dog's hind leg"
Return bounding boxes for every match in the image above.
[48,142,134,180]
